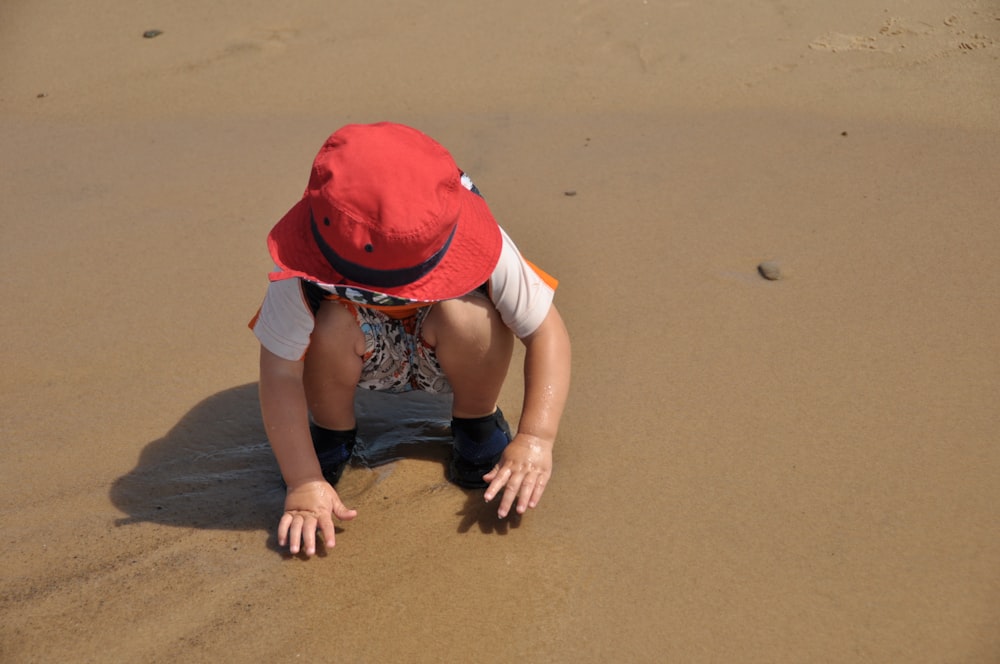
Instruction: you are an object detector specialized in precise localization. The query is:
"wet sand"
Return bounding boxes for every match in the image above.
[2,1,999,662]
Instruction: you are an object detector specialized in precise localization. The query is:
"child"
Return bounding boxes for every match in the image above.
[250,122,571,556]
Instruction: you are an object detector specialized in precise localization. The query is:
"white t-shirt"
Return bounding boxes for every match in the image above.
[251,227,556,361]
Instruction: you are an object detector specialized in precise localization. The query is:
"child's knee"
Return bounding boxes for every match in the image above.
[309,301,365,359]
[422,294,508,348]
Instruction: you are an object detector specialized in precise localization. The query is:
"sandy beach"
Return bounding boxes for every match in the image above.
[2,1,998,661]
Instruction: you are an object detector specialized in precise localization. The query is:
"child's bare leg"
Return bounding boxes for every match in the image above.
[303,301,365,430]
[422,294,514,417]
[424,295,515,487]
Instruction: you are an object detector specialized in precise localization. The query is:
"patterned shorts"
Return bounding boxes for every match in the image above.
[346,303,451,394]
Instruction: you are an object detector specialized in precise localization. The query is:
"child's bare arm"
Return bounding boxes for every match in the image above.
[259,346,357,555]
[483,305,571,517]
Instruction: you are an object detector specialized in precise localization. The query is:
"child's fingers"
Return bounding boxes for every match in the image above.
[528,474,548,509]
[317,513,338,549]
[331,497,358,522]
[483,467,511,503]
[302,521,318,556]
[497,477,522,518]
[516,474,538,514]
[277,513,293,547]
[287,516,304,554]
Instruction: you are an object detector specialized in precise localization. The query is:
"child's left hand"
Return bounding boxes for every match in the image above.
[482,433,553,518]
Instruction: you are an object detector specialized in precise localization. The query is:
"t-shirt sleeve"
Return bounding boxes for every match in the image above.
[488,228,557,339]
[250,277,315,361]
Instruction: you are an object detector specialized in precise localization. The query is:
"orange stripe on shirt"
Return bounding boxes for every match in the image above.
[322,293,429,319]
[526,260,559,290]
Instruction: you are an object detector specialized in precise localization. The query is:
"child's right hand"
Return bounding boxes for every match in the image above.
[277,479,358,556]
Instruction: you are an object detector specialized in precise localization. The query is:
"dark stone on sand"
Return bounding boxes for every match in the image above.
[564,190,577,196]
[143,29,163,39]
[758,261,782,281]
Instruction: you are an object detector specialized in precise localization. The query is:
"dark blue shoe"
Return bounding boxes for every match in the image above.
[310,423,356,486]
[448,408,512,489]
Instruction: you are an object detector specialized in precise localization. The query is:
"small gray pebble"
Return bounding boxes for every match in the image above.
[143,29,163,39]
[758,261,782,281]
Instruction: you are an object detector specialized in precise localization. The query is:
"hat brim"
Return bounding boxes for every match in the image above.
[266,186,502,303]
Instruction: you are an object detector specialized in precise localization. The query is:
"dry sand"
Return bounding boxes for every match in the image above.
[2,1,999,662]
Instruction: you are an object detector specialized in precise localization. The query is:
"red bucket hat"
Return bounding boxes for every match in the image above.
[266,122,503,303]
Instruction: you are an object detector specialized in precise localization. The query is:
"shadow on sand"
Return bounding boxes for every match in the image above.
[110,384,516,540]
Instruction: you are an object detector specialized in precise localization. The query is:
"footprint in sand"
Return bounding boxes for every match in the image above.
[808,32,880,53]
[248,27,299,53]
[177,26,299,74]
[219,27,299,58]
[335,465,391,502]
[809,13,997,57]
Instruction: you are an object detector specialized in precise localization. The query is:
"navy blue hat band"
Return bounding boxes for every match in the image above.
[310,210,457,288]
